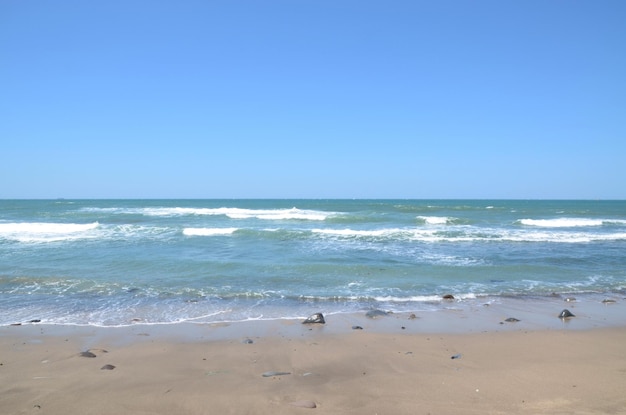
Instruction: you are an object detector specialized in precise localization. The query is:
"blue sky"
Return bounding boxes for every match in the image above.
[2,0,625,199]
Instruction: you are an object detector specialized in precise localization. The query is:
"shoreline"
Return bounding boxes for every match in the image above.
[2,297,625,414]
[4,291,624,339]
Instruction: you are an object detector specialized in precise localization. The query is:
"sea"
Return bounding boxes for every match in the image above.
[1,199,625,327]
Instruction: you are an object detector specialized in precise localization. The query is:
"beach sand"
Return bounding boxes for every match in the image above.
[2,301,626,415]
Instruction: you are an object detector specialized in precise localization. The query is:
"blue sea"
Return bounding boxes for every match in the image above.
[1,199,625,327]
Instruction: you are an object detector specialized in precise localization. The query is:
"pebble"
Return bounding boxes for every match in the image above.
[80,351,97,358]
[262,371,291,377]
[101,364,116,370]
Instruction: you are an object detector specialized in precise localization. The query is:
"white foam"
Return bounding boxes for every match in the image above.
[519,218,604,227]
[312,228,403,237]
[417,216,451,225]
[0,222,100,243]
[502,231,626,243]
[183,227,238,236]
[312,226,626,243]
[104,224,176,241]
[372,293,478,302]
[85,206,333,221]
[224,207,330,221]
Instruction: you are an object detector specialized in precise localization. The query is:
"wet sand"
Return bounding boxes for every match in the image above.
[2,297,626,414]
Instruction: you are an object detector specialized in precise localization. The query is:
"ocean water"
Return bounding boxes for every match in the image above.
[1,199,625,327]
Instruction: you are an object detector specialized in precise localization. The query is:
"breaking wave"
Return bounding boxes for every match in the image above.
[82,206,333,221]
[0,222,100,243]
[183,227,238,236]
[518,218,618,227]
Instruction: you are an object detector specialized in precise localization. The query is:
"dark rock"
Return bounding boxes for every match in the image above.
[365,310,389,319]
[504,317,520,323]
[602,299,616,304]
[351,325,363,330]
[80,351,97,358]
[442,294,455,300]
[29,319,41,323]
[559,309,575,319]
[302,313,325,324]
[101,364,116,370]
[262,371,291,377]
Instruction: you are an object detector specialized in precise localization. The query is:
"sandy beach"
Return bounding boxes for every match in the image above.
[2,298,626,415]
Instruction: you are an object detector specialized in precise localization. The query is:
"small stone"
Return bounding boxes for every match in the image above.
[442,294,455,300]
[559,309,575,319]
[242,338,254,344]
[602,299,616,304]
[262,371,291,377]
[564,297,576,302]
[100,364,116,370]
[504,317,520,323]
[408,313,417,320]
[80,351,97,358]
[351,325,363,330]
[302,313,325,324]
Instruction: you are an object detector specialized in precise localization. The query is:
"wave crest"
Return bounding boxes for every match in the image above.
[519,218,604,227]
[417,216,453,225]
[183,227,238,236]
[0,222,100,243]
[83,206,333,220]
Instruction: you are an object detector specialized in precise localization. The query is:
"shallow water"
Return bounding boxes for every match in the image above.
[1,199,625,326]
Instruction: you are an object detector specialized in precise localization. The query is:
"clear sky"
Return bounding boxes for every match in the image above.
[2,0,625,199]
